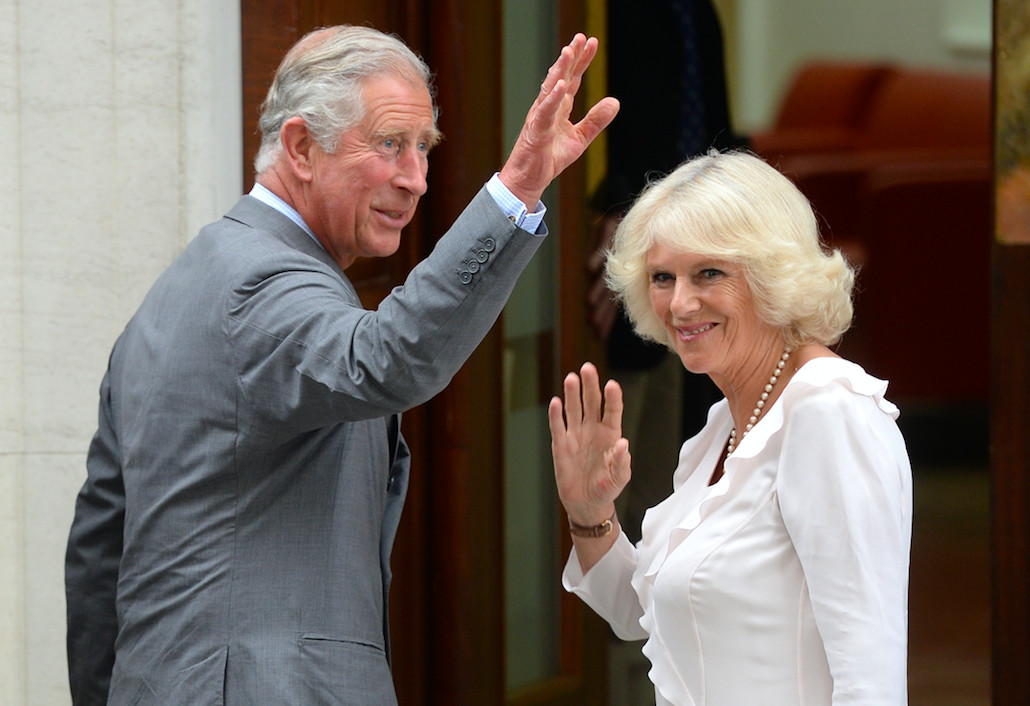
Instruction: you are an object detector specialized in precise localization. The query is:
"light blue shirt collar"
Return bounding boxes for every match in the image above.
[249,182,324,249]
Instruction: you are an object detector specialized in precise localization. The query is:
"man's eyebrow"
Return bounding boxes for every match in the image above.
[370,127,444,148]
[422,127,444,147]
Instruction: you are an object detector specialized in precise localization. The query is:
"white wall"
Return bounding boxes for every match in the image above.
[0,0,241,703]
[730,0,992,131]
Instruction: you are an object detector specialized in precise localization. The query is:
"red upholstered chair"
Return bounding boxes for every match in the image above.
[841,158,991,404]
[859,68,990,152]
[750,61,898,160]
[772,67,991,249]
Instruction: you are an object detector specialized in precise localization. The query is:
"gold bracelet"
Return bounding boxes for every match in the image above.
[568,509,617,538]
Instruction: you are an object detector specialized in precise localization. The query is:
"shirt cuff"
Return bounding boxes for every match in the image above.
[486,173,547,234]
[562,531,635,593]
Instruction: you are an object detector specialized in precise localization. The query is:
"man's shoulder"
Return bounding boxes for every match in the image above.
[186,197,330,269]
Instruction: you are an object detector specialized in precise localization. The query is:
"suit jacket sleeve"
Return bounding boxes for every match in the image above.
[65,368,124,705]
[227,186,545,430]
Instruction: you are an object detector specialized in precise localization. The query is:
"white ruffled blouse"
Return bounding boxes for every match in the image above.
[563,358,912,705]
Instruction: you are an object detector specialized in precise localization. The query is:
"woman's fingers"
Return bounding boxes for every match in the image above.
[605,438,633,490]
[556,364,619,430]
[579,362,603,422]
[603,378,624,430]
[547,395,566,439]
[550,365,632,511]
[562,370,583,431]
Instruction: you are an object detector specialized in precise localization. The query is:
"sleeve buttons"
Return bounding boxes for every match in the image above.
[458,237,499,285]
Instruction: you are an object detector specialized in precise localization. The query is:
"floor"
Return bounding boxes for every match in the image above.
[908,466,991,705]
[607,464,993,704]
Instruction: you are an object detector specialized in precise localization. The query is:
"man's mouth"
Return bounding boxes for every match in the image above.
[375,208,410,226]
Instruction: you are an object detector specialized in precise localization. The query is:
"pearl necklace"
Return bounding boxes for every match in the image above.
[726,346,792,457]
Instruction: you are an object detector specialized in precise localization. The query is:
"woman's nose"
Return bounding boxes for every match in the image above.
[670,280,701,316]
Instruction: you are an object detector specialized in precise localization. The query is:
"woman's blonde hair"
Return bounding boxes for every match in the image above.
[605,150,855,349]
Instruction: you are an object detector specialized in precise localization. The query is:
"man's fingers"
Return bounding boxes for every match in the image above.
[540,35,581,97]
[530,79,568,134]
[574,35,597,71]
[565,35,598,95]
[575,97,620,145]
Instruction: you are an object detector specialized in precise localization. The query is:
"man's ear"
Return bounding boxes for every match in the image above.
[280,116,316,183]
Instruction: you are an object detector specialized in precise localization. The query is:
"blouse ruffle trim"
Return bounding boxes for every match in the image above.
[643,357,895,586]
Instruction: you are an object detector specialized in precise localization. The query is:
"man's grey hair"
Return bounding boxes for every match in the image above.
[254,25,438,175]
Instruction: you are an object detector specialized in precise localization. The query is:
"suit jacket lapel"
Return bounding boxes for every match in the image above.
[223,195,361,302]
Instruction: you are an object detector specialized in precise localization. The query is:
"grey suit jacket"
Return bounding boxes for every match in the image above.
[65,187,543,705]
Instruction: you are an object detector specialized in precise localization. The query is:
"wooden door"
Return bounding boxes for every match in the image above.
[240,1,607,704]
[992,1,1030,701]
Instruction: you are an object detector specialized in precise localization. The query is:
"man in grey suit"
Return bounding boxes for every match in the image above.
[65,25,618,705]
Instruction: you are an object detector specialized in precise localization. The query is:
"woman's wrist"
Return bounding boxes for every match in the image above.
[568,508,618,538]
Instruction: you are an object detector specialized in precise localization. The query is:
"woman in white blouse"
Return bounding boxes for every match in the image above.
[549,151,912,705]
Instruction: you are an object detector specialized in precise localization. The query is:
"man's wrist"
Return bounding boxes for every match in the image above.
[486,173,546,232]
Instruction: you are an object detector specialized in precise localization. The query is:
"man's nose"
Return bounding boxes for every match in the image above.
[395,148,428,196]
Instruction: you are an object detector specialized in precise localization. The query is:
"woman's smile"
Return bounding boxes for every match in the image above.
[675,321,717,341]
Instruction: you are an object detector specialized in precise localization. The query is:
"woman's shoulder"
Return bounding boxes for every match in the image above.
[784,351,899,421]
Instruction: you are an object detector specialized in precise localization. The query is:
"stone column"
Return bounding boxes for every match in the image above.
[0,1,241,702]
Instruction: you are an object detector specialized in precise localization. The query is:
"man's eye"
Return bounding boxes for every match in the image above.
[382,138,398,151]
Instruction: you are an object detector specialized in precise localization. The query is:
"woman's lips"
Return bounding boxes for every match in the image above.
[677,322,715,341]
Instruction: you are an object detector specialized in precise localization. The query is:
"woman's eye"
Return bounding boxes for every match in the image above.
[700,268,723,280]
[650,272,673,285]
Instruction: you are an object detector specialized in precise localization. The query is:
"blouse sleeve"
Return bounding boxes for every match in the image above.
[777,385,912,704]
[562,532,649,641]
